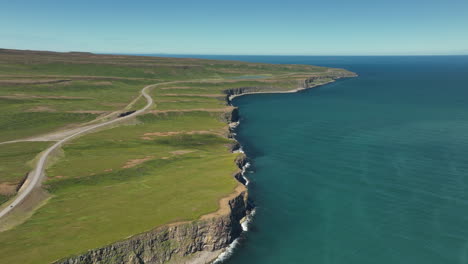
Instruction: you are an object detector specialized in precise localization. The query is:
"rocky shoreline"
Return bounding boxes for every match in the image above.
[224,74,357,103]
[53,73,355,264]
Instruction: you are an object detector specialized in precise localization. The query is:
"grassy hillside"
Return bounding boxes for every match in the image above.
[0,49,355,263]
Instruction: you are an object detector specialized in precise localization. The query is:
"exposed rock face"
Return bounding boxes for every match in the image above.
[223,73,357,103]
[232,154,250,186]
[54,190,248,264]
[223,107,239,124]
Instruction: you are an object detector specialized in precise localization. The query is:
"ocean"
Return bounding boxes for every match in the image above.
[160,55,468,263]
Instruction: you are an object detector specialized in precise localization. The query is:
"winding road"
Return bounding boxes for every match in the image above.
[0,83,156,219]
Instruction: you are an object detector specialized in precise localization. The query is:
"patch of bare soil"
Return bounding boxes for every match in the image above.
[149,107,231,114]
[170,150,195,155]
[26,106,57,112]
[159,86,195,90]
[141,130,218,140]
[12,123,98,142]
[0,187,51,232]
[0,183,17,196]
[0,94,90,100]
[162,93,223,98]
[200,183,247,220]
[100,102,127,107]
[155,99,195,102]
[66,110,108,114]
[122,156,154,169]
[94,81,113,85]
[0,74,159,81]
[0,79,71,85]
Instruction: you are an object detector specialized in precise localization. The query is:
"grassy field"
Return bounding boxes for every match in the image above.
[0,49,355,263]
[0,79,155,142]
[0,142,52,183]
[46,111,229,180]
[0,136,238,264]
[0,142,52,203]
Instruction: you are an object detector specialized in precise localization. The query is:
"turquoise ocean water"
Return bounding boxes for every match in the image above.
[157,55,468,263]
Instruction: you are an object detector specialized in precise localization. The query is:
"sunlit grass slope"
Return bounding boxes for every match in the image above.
[0,49,354,263]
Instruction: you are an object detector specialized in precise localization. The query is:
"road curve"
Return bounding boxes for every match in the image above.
[0,84,156,219]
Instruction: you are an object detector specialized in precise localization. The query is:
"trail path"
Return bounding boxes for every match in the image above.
[0,83,156,219]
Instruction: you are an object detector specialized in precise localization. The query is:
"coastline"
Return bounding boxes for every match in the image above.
[52,74,357,264]
[210,74,357,263]
[227,79,335,101]
[0,49,359,264]
[226,74,357,103]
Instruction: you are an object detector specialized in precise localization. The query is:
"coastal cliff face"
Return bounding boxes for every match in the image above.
[53,73,353,264]
[54,189,248,264]
[55,106,249,264]
[223,73,357,103]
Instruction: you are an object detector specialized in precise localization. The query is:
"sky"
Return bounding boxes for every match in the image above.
[1,0,467,55]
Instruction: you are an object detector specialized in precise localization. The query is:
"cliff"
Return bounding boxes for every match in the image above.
[54,106,249,264]
[54,186,248,264]
[53,72,355,264]
[224,73,357,103]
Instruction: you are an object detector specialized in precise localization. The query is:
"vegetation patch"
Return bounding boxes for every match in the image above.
[0,142,51,184]
[0,112,97,142]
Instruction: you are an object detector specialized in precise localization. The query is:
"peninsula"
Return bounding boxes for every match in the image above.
[0,49,356,264]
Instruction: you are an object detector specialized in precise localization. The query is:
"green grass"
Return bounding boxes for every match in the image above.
[0,111,97,142]
[0,49,355,263]
[0,108,237,263]
[0,79,157,142]
[0,142,51,184]
[0,80,153,112]
[137,111,228,132]
[0,195,9,205]
[46,111,229,180]
[155,79,307,94]
[0,49,332,82]
[0,135,239,264]
[154,99,225,110]
[126,95,147,111]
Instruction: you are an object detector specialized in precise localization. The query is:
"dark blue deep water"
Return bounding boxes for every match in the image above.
[162,55,468,263]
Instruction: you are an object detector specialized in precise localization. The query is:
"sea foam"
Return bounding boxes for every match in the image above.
[241,162,251,186]
[213,208,256,263]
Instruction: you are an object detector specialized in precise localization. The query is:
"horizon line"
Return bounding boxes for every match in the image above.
[122,53,468,57]
[2,47,468,57]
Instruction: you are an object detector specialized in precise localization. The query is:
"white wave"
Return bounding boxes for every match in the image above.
[241,162,251,186]
[214,125,255,263]
[213,208,256,263]
[229,121,240,128]
[233,147,244,154]
[241,208,256,232]
[241,175,249,186]
[213,237,241,264]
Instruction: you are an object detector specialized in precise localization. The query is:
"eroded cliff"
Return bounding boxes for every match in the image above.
[55,186,248,264]
[53,73,356,264]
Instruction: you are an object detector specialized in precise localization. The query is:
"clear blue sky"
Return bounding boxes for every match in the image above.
[1,0,467,55]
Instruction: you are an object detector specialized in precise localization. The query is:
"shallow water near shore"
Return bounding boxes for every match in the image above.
[172,55,468,263]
